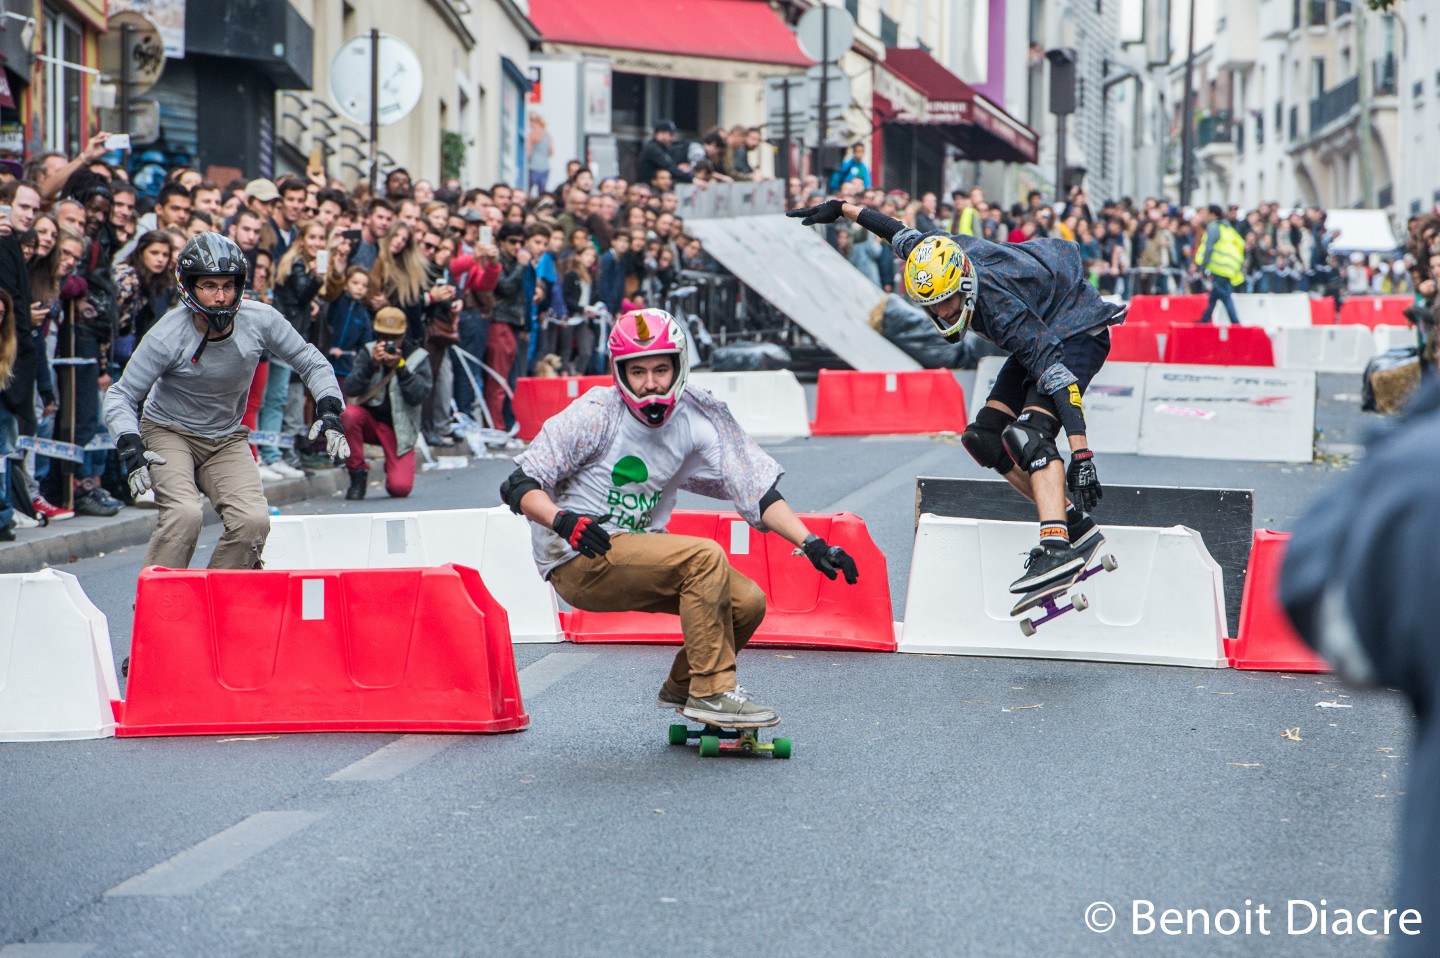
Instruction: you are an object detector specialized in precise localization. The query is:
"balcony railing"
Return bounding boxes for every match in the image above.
[1309,75,1359,133]
[1197,111,1233,147]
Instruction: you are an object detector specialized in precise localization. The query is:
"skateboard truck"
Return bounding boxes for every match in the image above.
[667,713,791,758]
[1014,553,1118,636]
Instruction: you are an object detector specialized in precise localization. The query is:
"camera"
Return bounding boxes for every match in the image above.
[384,341,399,355]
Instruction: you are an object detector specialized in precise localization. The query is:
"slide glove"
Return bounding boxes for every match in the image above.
[1066,448,1103,512]
[116,433,166,499]
[308,395,351,464]
[785,199,845,227]
[801,534,859,584]
[552,510,612,558]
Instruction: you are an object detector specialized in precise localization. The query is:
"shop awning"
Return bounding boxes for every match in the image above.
[530,0,809,82]
[875,47,1038,165]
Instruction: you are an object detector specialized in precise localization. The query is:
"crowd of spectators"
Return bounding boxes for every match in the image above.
[0,120,736,543]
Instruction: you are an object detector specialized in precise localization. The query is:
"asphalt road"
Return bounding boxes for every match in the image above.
[0,372,1416,957]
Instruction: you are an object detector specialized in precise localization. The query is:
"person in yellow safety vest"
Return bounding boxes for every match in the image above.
[1194,204,1247,325]
[950,186,983,236]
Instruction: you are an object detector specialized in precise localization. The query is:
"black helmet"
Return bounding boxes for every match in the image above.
[176,232,249,334]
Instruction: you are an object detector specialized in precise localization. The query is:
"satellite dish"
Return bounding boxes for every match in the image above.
[328,33,423,127]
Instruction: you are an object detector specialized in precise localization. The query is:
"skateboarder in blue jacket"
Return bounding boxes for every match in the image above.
[788,198,1122,593]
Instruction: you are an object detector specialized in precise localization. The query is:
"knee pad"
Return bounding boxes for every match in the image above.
[961,406,1016,475]
[1002,410,1061,475]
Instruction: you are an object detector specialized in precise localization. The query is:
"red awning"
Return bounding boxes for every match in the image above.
[530,0,809,67]
[876,47,1038,165]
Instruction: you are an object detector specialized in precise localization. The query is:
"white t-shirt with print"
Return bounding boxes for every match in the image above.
[531,399,724,578]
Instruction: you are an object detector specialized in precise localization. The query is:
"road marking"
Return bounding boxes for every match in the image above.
[823,445,954,515]
[0,947,95,957]
[105,811,324,897]
[519,652,598,698]
[326,735,468,782]
[326,653,595,782]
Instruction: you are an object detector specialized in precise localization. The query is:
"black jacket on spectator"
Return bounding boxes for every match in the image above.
[493,253,527,329]
[0,233,39,433]
[76,225,119,342]
[637,137,692,186]
[271,258,323,340]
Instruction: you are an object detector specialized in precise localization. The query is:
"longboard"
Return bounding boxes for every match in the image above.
[1010,552,1119,635]
[668,709,791,758]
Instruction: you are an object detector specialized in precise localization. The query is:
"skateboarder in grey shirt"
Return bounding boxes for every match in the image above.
[103,233,349,569]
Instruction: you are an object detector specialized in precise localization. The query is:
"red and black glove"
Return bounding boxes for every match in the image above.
[552,510,612,558]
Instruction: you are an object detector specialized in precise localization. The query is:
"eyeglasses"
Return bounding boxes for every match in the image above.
[195,281,238,294]
[420,241,440,252]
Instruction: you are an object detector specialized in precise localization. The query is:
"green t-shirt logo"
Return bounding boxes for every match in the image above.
[612,456,649,486]
[606,455,660,531]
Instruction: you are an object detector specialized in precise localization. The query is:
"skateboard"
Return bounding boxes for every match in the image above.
[1010,550,1119,636]
[667,710,791,759]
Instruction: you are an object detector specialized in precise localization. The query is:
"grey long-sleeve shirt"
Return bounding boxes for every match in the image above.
[104,299,341,440]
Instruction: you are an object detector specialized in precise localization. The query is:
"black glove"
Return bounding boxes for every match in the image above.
[1066,448,1103,512]
[785,199,845,227]
[308,395,350,463]
[116,433,166,498]
[552,510,612,558]
[801,534,859,585]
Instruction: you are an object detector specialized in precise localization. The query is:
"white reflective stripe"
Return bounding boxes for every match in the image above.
[301,579,325,620]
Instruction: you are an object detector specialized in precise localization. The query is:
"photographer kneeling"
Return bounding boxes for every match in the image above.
[340,306,433,500]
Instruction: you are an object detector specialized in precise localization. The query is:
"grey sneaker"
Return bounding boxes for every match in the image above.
[682,687,778,726]
[655,684,688,709]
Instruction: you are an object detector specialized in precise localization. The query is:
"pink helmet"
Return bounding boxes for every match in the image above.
[609,308,690,427]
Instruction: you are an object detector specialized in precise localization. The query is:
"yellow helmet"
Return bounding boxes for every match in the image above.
[903,236,977,338]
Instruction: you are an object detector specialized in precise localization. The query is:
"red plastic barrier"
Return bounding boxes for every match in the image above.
[1107,323,1160,363]
[565,510,895,652]
[1226,530,1329,672]
[119,564,529,736]
[1162,323,1275,366]
[1125,295,1209,326]
[512,376,611,440]
[810,369,967,435]
[1309,298,1336,325]
[1338,296,1412,329]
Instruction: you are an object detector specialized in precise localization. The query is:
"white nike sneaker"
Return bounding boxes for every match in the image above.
[9,511,39,529]
[269,460,307,479]
[256,464,285,482]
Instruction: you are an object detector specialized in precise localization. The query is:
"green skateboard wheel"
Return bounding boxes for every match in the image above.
[699,735,720,757]
[773,738,792,759]
[668,724,689,746]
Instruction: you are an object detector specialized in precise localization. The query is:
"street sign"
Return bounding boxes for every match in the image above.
[796,5,856,64]
[329,33,424,127]
[99,11,166,96]
[805,64,851,117]
[764,75,808,134]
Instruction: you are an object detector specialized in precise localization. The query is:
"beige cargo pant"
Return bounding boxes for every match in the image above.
[548,532,766,699]
[140,419,270,570]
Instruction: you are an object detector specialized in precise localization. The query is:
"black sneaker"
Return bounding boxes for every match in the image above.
[0,523,14,542]
[73,491,120,518]
[1068,513,1105,553]
[345,469,368,500]
[656,684,688,709]
[1009,541,1086,594]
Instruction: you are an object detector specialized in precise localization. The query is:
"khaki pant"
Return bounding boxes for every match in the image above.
[140,420,270,570]
[549,532,766,698]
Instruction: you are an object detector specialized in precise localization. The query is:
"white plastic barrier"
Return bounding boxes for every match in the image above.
[899,516,1228,668]
[689,370,811,439]
[262,507,563,643]
[1270,326,1375,373]
[0,570,120,740]
[1138,364,1315,463]
[1371,324,1419,355]
[975,356,1146,454]
[1234,293,1314,330]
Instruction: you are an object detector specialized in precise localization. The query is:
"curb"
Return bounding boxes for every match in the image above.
[0,468,350,574]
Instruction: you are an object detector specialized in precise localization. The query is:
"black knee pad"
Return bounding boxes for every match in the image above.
[961,406,1016,475]
[1002,410,1061,475]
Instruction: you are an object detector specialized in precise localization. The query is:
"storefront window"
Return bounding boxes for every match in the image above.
[500,57,529,188]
